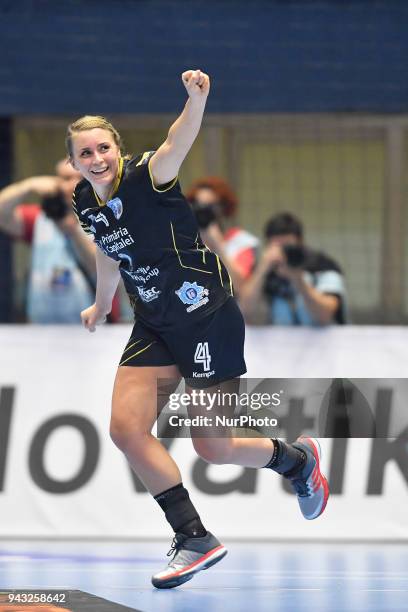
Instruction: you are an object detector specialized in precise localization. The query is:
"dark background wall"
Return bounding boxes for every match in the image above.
[0,0,407,115]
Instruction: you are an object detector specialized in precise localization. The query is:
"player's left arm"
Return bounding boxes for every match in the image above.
[149,70,210,186]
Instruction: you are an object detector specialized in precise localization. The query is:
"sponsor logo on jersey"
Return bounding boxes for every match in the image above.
[121,262,160,285]
[137,286,161,303]
[192,370,216,378]
[175,281,209,313]
[96,227,135,254]
[134,266,159,283]
[107,197,123,220]
[82,209,110,233]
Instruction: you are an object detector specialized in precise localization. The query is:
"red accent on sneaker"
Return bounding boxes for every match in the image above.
[299,437,330,515]
[157,545,225,580]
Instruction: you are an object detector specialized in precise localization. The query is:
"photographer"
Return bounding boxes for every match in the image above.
[187,177,259,293]
[239,212,347,326]
[0,159,96,323]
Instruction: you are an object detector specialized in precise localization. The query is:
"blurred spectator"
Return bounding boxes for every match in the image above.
[239,212,347,325]
[187,177,259,293]
[0,160,96,323]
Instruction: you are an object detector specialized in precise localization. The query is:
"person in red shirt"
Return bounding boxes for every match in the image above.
[186,177,259,294]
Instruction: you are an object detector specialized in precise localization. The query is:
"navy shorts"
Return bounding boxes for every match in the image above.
[119,297,246,388]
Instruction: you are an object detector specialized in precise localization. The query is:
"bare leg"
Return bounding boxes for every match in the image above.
[197,436,275,468]
[110,365,182,496]
[192,427,275,468]
[187,379,275,468]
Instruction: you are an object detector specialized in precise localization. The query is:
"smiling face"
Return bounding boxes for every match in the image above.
[70,128,121,199]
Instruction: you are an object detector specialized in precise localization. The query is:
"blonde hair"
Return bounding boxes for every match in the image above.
[66,115,125,158]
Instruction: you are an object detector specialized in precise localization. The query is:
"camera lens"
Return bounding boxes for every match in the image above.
[283,244,307,268]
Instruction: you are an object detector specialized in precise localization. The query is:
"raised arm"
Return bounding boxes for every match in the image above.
[81,247,121,332]
[149,70,210,186]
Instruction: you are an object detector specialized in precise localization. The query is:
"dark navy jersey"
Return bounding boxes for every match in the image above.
[72,152,232,329]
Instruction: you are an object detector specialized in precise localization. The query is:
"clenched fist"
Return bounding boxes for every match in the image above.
[182,69,210,101]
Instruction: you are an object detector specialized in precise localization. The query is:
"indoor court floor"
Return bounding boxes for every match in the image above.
[0,540,407,611]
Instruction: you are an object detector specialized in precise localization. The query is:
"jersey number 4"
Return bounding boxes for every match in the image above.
[194,342,211,372]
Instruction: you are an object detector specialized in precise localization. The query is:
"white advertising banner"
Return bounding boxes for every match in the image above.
[0,325,407,539]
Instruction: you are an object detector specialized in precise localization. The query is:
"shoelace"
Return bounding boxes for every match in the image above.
[291,477,312,497]
[167,533,188,558]
[287,447,313,497]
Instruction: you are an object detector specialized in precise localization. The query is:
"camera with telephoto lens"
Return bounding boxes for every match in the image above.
[282,244,307,268]
[190,201,218,229]
[41,192,70,221]
[264,244,307,298]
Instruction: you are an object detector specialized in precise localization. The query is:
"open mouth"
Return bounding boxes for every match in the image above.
[91,166,109,176]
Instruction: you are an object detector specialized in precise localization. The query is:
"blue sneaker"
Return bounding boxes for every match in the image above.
[289,437,329,520]
[151,531,227,589]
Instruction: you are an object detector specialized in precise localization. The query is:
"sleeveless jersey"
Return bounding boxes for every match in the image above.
[72,152,232,329]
